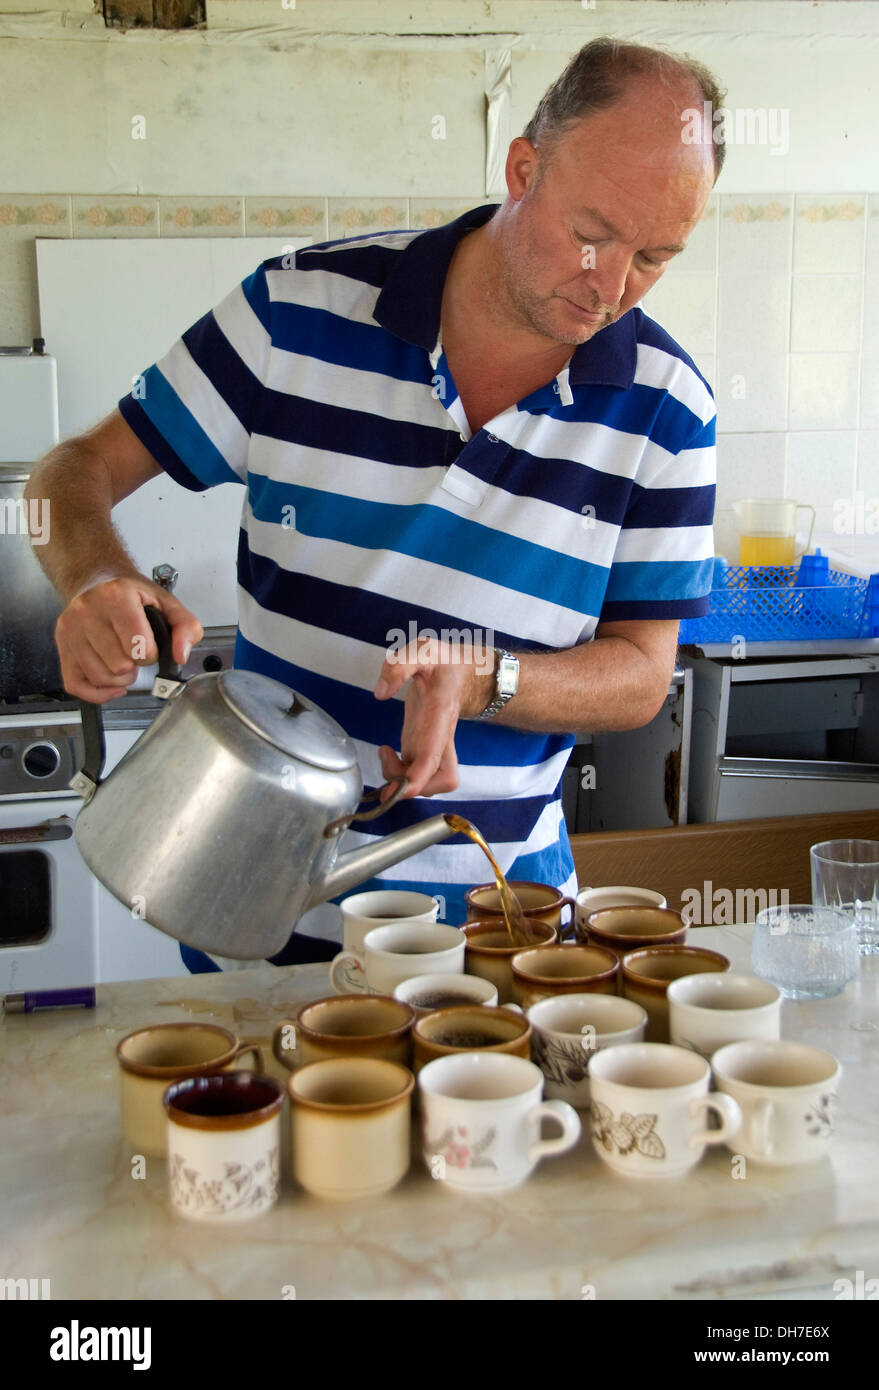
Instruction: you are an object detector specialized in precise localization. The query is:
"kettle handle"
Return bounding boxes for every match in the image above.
[324,778,409,838]
[72,606,181,799]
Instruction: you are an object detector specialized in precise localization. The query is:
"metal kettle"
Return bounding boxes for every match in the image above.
[71,609,456,959]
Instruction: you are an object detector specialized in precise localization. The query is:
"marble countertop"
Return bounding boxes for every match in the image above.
[2,926,878,1302]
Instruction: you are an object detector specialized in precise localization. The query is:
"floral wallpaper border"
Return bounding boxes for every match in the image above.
[0,192,876,241]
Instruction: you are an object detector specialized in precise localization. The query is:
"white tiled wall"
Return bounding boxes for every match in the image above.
[643,193,879,563]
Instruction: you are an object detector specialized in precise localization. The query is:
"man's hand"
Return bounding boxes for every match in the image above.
[55,575,204,703]
[373,637,495,799]
[370,618,680,801]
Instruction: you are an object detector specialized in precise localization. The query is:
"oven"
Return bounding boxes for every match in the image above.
[1,710,101,991]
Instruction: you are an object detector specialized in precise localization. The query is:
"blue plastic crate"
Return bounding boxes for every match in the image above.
[679,561,879,644]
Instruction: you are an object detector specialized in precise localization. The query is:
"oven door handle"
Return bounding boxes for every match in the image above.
[0,817,74,845]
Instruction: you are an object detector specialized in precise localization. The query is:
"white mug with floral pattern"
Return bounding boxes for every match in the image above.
[710,1040,841,1167]
[588,1042,741,1179]
[163,1071,283,1222]
[418,1052,580,1193]
[527,993,647,1108]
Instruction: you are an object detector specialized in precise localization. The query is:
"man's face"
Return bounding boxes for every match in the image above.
[499,83,715,347]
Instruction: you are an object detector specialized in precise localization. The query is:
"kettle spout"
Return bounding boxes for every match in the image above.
[305,815,457,909]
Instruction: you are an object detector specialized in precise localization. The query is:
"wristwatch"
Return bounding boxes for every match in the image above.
[477,649,519,720]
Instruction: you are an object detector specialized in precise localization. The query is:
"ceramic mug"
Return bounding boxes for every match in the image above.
[527,993,648,1108]
[336,890,439,992]
[393,972,499,1017]
[711,1040,841,1167]
[288,1057,414,1199]
[164,1071,283,1222]
[510,943,619,1009]
[465,881,576,936]
[589,1042,741,1179]
[419,1052,581,1193]
[667,973,782,1059]
[582,906,687,959]
[462,918,558,1004]
[116,1022,263,1157]
[621,946,730,1043]
[330,922,465,995]
[574,886,667,942]
[413,1005,531,1072]
[272,994,415,1072]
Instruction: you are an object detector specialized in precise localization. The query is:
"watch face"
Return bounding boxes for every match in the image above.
[497,654,519,697]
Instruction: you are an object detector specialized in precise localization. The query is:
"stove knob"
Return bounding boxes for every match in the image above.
[22,742,61,779]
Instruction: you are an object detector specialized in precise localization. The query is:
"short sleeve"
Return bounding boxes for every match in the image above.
[599,377,717,622]
[117,261,273,493]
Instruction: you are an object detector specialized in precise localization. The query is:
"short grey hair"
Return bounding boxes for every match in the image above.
[523,36,727,182]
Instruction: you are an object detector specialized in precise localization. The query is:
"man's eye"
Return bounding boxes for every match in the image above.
[638,253,662,269]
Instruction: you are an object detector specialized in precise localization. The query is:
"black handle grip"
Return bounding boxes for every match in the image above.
[77,605,181,790]
[78,698,106,790]
[143,605,181,682]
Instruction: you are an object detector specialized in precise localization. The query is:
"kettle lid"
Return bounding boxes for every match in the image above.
[217,670,357,771]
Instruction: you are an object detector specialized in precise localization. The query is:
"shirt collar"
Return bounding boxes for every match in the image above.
[373,202,637,392]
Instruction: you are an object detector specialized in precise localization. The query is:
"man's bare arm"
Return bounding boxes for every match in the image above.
[25,409,162,601]
[482,618,680,733]
[374,618,680,797]
[25,408,203,702]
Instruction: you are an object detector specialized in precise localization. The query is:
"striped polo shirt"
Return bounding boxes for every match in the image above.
[118,202,716,936]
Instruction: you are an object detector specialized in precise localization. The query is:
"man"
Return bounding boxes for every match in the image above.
[27,38,722,967]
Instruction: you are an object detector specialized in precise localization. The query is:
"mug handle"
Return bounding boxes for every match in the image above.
[271,1022,300,1072]
[330,951,367,994]
[527,1099,581,1164]
[688,1092,741,1148]
[557,896,579,941]
[231,1041,264,1074]
[748,1098,775,1157]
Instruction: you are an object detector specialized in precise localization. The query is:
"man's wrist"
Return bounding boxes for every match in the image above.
[68,568,138,603]
[466,656,498,719]
[465,648,520,720]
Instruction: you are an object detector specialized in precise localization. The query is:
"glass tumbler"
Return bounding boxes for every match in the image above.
[752,905,859,1000]
[810,839,879,957]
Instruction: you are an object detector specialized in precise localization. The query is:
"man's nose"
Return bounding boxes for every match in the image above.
[580,246,629,309]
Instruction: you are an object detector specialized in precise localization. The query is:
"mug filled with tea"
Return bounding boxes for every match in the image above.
[393,972,499,1016]
[413,1004,531,1071]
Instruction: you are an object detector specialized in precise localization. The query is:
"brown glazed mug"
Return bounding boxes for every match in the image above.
[621,945,731,1043]
[272,995,414,1071]
[510,943,619,1009]
[582,906,688,958]
[288,1057,414,1200]
[413,1005,532,1073]
[117,1022,264,1157]
[463,918,558,1004]
[465,882,576,937]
